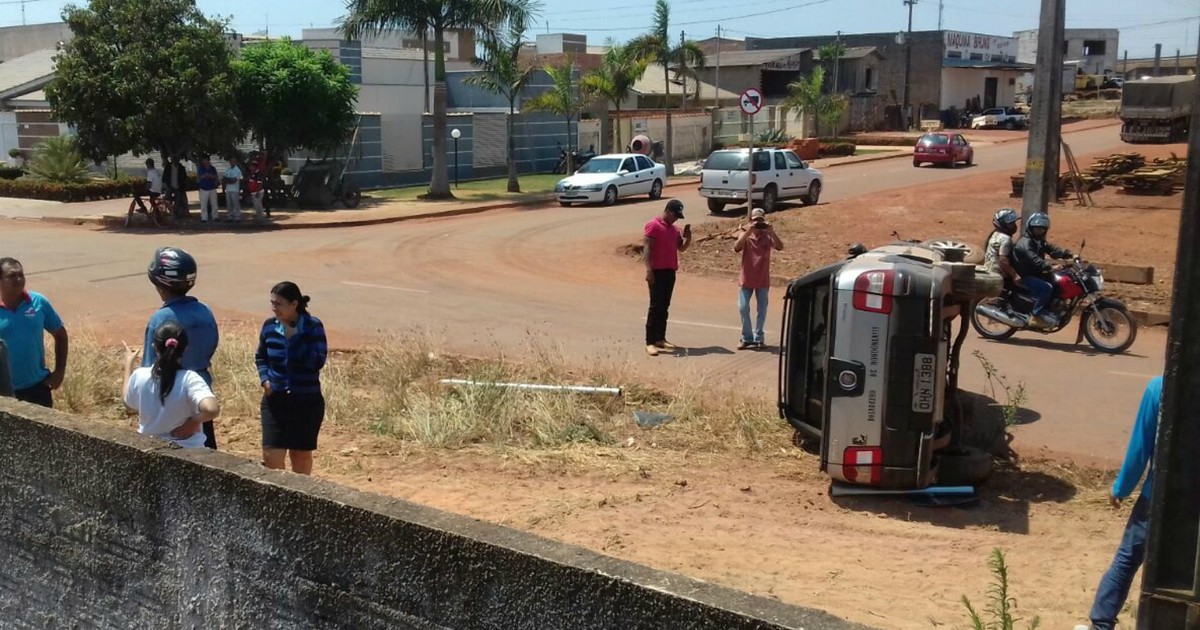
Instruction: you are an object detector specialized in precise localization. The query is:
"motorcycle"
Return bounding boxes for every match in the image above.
[971,241,1138,354]
[552,144,597,174]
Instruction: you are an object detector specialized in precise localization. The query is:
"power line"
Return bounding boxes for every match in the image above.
[550,0,837,33]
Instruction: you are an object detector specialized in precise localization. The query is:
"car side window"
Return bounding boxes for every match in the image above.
[752,152,771,171]
[784,151,804,169]
[620,158,635,172]
[774,152,787,170]
[635,155,654,170]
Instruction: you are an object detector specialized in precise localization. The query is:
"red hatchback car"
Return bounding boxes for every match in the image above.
[913,132,974,168]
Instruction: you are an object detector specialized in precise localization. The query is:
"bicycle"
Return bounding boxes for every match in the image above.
[125,191,174,228]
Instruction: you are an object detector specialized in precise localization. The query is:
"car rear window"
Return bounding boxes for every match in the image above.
[704,151,748,170]
[919,134,949,146]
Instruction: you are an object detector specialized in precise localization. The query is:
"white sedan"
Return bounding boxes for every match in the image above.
[555,153,667,206]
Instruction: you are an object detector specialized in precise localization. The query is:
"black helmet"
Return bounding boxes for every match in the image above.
[148,247,197,293]
[992,208,1020,232]
[1026,212,1050,233]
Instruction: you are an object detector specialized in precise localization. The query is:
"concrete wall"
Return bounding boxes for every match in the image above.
[940,68,1020,110]
[0,400,870,630]
[0,23,72,62]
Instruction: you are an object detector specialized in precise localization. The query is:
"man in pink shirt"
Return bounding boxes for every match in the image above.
[643,200,692,356]
[734,208,784,349]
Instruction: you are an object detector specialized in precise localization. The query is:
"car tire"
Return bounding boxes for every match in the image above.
[803,181,821,206]
[559,201,572,207]
[949,156,959,169]
[935,446,994,486]
[603,186,618,206]
[707,198,726,213]
[761,185,777,212]
[649,179,663,200]
[966,152,974,166]
[920,238,985,265]
[913,159,922,168]
[1004,121,1015,130]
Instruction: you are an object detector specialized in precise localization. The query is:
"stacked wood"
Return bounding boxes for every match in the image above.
[1115,162,1185,195]
[1084,153,1145,183]
[1148,154,1187,189]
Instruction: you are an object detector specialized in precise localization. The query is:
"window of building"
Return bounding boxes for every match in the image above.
[864,66,876,91]
[947,50,963,59]
[969,53,984,61]
[1083,40,1107,56]
[989,54,1003,62]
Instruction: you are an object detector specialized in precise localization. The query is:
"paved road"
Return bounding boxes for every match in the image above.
[3,123,1159,464]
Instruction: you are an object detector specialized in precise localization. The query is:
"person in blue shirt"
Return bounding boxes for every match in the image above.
[0,258,68,408]
[1086,375,1164,630]
[143,247,220,449]
[256,281,327,476]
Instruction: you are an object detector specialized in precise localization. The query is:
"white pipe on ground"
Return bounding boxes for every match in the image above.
[438,379,622,396]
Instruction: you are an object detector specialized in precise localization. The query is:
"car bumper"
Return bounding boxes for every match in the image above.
[555,190,605,203]
[914,153,954,163]
[699,188,758,201]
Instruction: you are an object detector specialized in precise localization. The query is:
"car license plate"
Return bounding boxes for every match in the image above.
[716,190,739,198]
[911,353,936,413]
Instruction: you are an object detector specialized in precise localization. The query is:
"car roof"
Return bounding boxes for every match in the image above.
[592,153,650,159]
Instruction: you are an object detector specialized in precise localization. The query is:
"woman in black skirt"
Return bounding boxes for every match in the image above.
[255,281,327,475]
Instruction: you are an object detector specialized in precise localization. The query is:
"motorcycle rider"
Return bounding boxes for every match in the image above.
[984,208,1021,286]
[1010,212,1074,327]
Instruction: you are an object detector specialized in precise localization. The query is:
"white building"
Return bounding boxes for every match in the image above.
[1014,28,1120,94]
[938,31,1029,111]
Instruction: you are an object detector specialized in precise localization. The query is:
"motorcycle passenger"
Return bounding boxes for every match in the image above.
[984,208,1021,286]
[1011,212,1074,327]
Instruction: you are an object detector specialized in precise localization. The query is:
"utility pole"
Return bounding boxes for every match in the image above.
[1019,0,1065,221]
[937,0,944,31]
[1154,43,1162,77]
[1176,48,1182,76]
[834,30,842,93]
[680,30,688,109]
[715,25,722,107]
[1138,25,1200,629]
[1123,49,1128,79]
[20,0,26,25]
[903,0,917,130]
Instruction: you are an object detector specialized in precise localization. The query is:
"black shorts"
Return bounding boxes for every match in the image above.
[261,391,325,451]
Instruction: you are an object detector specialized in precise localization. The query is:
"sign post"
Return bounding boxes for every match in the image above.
[740,88,764,218]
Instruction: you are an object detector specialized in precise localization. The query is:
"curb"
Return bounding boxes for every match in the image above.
[1131,310,1170,327]
[69,177,705,232]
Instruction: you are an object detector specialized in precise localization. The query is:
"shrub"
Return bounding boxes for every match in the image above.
[7,148,21,160]
[844,134,919,147]
[0,167,23,180]
[26,136,90,184]
[818,141,856,157]
[754,128,791,146]
[0,177,147,202]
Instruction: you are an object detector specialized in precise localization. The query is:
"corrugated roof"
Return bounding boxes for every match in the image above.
[841,46,882,60]
[633,64,741,101]
[710,48,809,68]
[0,48,57,98]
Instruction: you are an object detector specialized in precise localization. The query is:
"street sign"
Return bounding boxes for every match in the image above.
[739,88,763,115]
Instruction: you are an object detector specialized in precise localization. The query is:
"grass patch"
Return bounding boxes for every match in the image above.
[374,174,563,202]
[852,148,901,156]
[56,328,789,463]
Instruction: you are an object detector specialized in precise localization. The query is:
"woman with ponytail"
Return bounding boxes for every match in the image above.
[122,321,219,448]
[255,281,327,475]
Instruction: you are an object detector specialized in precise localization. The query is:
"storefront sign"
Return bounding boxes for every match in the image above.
[943,32,1015,61]
[763,54,802,71]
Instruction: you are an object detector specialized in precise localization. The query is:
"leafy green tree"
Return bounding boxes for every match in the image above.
[234,39,359,171]
[27,136,90,183]
[782,66,845,138]
[580,42,648,152]
[46,0,240,163]
[525,60,587,173]
[627,0,705,175]
[817,41,846,93]
[341,0,537,200]
[464,24,535,193]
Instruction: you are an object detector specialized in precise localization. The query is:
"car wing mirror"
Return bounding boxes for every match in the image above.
[617,170,629,176]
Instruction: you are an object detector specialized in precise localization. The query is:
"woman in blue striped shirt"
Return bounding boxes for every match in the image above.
[255,281,327,475]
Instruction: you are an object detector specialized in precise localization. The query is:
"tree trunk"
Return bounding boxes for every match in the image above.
[614,102,623,152]
[565,116,573,174]
[428,26,452,199]
[422,32,430,114]
[663,64,674,175]
[507,101,519,193]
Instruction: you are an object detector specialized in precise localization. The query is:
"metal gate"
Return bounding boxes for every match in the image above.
[473,113,507,169]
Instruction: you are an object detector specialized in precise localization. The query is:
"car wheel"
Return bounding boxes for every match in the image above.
[966,152,974,166]
[949,156,959,169]
[559,201,572,207]
[760,185,777,212]
[706,198,726,213]
[603,186,618,206]
[920,238,985,265]
[913,159,922,168]
[648,179,663,200]
[1004,121,1015,130]
[935,446,994,486]
[803,180,821,206]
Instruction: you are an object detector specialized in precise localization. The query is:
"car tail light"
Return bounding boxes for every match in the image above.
[842,446,882,485]
[853,270,895,313]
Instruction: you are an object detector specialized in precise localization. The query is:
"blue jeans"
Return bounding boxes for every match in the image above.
[1022,276,1054,314]
[739,287,769,345]
[1089,493,1150,629]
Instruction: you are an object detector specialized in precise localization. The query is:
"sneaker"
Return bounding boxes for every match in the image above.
[753,340,766,349]
[738,341,754,350]
[646,344,659,357]
[655,341,678,351]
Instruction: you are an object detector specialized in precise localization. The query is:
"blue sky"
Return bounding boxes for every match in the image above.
[5,0,1198,59]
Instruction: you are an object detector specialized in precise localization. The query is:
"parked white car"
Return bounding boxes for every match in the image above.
[554,153,666,206]
[699,148,823,213]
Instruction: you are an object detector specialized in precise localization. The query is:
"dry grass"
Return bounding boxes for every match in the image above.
[55,328,789,465]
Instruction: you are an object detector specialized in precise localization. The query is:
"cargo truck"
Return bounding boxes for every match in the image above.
[1120,76,1194,143]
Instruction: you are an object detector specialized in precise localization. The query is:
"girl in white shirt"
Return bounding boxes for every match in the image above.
[123,322,219,448]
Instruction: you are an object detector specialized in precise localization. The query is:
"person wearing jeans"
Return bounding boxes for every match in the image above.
[223,157,244,221]
[196,156,219,223]
[643,200,691,356]
[1085,375,1163,630]
[734,208,783,349]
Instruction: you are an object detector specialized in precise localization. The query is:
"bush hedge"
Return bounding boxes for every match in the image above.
[842,135,920,147]
[0,177,148,202]
[818,142,857,157]
[0,167,23,180]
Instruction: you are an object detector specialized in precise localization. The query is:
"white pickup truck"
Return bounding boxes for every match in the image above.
[970,107,1028,130]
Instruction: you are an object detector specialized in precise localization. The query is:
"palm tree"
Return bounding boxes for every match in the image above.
[579,42,648,152]
[341,0,537,200]
[524,60,586,173]
[782,66,827,138]
[628,0,705,175]
[817,41,846,93]
[464,24,535,193]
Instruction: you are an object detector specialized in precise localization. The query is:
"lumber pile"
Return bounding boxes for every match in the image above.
[1009,173,1070,198]
[1114,157,1187,196]
[1084,153,1145,182]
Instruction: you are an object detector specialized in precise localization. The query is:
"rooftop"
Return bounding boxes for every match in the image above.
[0,47,57,100]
